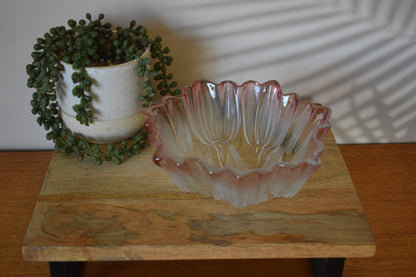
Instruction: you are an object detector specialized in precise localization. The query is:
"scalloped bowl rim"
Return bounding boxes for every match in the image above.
[144,80,331,178]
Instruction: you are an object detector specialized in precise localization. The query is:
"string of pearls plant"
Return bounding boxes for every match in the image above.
[26,13,180,164]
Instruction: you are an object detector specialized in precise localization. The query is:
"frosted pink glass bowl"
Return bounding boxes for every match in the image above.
[143,80,331,207]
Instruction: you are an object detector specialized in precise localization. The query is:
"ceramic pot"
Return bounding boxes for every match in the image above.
[56,47,150,144]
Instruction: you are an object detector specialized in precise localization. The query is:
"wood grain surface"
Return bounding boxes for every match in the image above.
[21,132,375,262]
[1,142,414,276]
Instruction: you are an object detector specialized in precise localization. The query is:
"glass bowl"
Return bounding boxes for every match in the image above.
[143,80,331,207]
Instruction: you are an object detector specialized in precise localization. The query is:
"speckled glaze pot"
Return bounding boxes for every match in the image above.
[56,47,150,144]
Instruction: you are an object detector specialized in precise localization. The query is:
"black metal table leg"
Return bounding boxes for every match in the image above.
[311,258,345,277]
[49,262,83,277]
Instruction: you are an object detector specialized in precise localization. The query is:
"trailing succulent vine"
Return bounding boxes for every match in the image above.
[26,13,180,164]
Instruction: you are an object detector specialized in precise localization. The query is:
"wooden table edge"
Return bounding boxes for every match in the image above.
[22,242,376,262]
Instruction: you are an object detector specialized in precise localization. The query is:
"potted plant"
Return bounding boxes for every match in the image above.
[26,13,180,164]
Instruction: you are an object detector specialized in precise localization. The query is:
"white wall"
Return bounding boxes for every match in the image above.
[1,0,415,150]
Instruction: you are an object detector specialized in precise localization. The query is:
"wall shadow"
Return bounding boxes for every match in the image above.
[104,0,416,143]
[103,6,212,99]
[172,0,416,143]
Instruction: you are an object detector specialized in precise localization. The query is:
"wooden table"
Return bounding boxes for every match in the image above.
[22,132,375,277]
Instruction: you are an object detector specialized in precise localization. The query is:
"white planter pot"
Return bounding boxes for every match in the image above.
[56,47,150,144]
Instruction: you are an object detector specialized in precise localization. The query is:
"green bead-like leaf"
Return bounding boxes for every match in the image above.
[71,72,81,82]
[68,19,76,28]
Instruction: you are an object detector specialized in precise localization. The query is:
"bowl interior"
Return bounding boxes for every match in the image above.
[144,80,331,175]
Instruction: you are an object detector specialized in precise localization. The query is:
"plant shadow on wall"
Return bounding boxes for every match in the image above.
[173,0,416,143]
[108,18,211,95]
[149,23,212,93]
